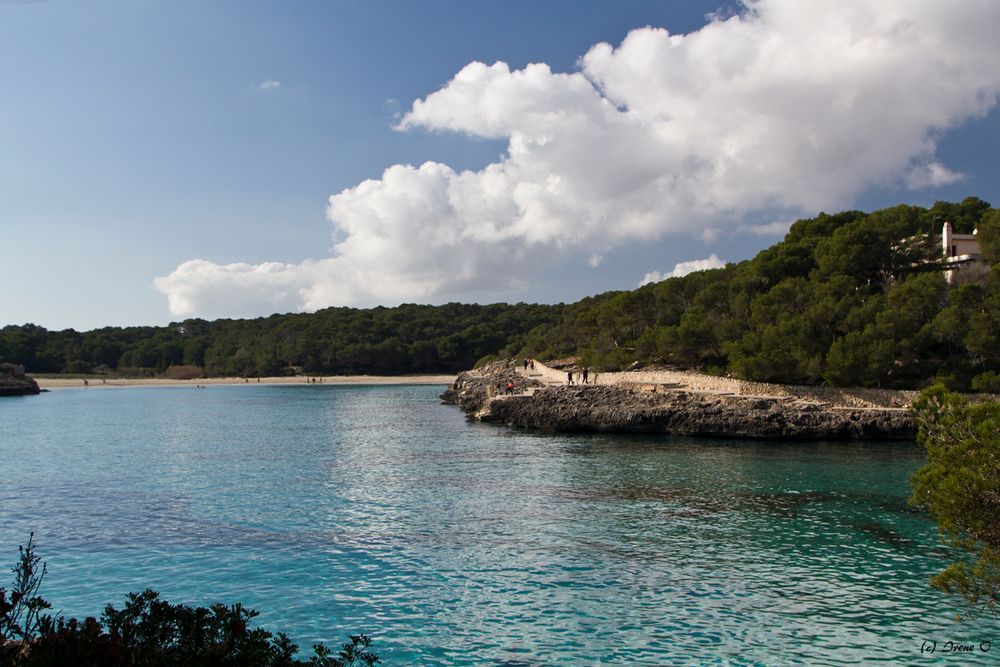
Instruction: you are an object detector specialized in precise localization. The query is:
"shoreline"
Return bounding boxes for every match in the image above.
[442,360,918,440]
[36,374,456,389]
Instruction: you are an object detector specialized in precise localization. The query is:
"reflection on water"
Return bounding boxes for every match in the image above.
[1,385,994,665]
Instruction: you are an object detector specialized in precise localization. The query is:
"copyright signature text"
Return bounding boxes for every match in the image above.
[920,639,992,655]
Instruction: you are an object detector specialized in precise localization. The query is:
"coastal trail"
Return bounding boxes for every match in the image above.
[517,359,917,410]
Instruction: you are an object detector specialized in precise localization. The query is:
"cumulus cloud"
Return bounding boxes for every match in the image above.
[258,79,281,91]
[155,260,308,319]
[639,254,728,286]
[905,161,965,189]
[157,0,1000,319]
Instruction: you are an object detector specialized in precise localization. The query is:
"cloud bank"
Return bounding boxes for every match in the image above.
[156,0,1000,319]
[639,254,728,286]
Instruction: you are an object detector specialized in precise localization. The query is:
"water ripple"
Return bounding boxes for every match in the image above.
[1,385,994,665]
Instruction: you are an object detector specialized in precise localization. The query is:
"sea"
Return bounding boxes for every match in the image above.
[0,384,995,665]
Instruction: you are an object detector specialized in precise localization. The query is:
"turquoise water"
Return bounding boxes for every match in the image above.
[0,385,995,665]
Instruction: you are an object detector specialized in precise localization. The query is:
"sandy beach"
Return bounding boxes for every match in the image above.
[36,374,457,389]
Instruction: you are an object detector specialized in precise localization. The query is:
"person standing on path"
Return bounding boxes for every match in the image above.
[567,370,574,386]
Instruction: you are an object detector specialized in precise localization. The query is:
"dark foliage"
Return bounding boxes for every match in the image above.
[0,539,378,667]
[0,534,51,645]
[516,197,1000,390]
[0,303,563,377]
[910,386,1000,619]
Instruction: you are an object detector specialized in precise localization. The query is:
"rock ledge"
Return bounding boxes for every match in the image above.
[442,361,915,440]
[0,363,40,397]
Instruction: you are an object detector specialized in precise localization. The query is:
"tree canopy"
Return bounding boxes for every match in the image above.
[518,197,1000,391]
[0,303,563,378]
[3,197,999,390]
[910,386,1000,618]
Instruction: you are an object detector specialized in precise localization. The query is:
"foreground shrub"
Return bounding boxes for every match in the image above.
[1,536,378,666]
[910,386,1000,619]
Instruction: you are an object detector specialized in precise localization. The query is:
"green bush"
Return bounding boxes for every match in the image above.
[0,536,379,666]
[910,386,1000,619]
[971,371,1000,393]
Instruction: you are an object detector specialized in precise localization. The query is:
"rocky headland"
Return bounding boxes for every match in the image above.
[0,363,41,397]
[442,360,917,440]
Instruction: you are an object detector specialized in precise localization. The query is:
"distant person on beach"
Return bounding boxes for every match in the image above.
[530,360,535,370]
[523,359,529,370]
[582,368,589,384]
[567,371,574,386]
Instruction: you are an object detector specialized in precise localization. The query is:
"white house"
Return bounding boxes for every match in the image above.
[942,221,985,283]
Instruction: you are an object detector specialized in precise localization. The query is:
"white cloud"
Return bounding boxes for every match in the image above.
[744,220,793,236]
[258,79,282,91]
[157,0,1000,319]
[639,254,727,286]
[905,160,965,189]
[588,254,605,268]
[154,259,307,319]
[638,272,665,287]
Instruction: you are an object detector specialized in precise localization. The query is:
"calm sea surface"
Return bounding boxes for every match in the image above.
[0,385,995,665]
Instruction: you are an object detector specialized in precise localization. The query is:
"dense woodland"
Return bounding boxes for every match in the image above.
[0,303,563,378]
[523,196,1000,391]
[3,197,1000,390]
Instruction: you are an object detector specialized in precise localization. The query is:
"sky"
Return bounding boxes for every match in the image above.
[3,0,1000,331]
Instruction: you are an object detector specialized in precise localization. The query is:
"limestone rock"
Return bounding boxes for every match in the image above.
[0,364,40,396]
[443,362,915,440]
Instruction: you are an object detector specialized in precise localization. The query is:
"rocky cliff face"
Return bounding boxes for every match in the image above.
[440,361,544,412]
[0,374,40,396]
[442,364,915,440]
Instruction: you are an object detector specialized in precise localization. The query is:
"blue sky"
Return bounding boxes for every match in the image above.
[3,0,999,331]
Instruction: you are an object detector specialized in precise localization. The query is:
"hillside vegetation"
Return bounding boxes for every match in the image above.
[3,198,999,390]
[522,196,1000,391]
[0,303,562,378]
